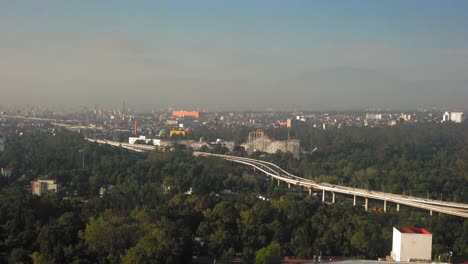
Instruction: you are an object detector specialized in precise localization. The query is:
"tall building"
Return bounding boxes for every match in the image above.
[442,112,450,122]
[442,111,463,123]
[31,179,59,196]
[450,112,463,123]
[391,227,432,262]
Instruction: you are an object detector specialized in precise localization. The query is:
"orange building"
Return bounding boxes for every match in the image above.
[172,111,199,119]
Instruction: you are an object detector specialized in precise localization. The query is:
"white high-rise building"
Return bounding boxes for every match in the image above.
[443,111,463,123]
[450,112,463,123]
[391,227,432,262]
[442,112,450,122]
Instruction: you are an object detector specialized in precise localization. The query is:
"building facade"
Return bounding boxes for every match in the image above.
[31,179,59,196]
[450,112,463,123]
[1,167,13,177]
[391,226,432,262]
[242,130,300,158]
[172,111,200,119]
[366,113,382,120]
[443,111,463,123]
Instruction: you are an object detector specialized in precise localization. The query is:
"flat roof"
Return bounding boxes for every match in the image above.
[395,226,431,234]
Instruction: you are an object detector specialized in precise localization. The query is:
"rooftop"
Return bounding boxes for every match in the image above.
[395,226,431,235]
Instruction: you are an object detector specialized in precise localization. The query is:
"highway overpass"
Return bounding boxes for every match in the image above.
[84,138,468,218]
[194,152,468,218]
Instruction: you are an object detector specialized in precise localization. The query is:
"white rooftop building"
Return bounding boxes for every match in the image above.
[442,112,450,122]
[366,113,382,120]
[450,112,463,123]
[391,226,432,262]
[443,111,463,123]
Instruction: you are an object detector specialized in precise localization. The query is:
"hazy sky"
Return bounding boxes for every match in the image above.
[1,0,468,111]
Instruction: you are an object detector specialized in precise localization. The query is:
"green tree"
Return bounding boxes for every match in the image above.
[255,241,283,264]
[121,218,191,264]
[84,210,140,262]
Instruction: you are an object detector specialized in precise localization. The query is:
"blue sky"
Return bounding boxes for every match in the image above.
[1,1,467,110]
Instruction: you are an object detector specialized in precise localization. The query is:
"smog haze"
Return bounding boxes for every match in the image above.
[1,1,468,111]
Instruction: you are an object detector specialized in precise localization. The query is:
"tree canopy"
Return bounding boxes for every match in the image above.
[0,125,466,263]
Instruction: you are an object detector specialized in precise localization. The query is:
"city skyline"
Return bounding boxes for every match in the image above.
[1,1,468,110]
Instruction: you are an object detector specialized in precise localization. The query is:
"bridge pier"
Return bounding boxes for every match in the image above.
[332,192,336,203]
[430,210,433,216]
[384,200,387,212]
[308,188,312,196]
[189,153,468,218]
[288,183,291,189]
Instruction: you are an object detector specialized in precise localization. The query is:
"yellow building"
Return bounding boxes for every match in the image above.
[170,130,186,137]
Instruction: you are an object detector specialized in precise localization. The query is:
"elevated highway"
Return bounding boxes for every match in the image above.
[85,138,155,152]
[83,139,468,218]
[194,152,468,218]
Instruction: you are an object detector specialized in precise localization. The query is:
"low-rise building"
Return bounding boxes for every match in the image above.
[31,179,59,196]
[1,167,13,177]
[129,135,154,145]
[99,184,115,198]
[172,111,199,119]
[366,113,382,120]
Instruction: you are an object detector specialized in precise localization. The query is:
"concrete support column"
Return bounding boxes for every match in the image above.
[332,192,336,204]
[308,188,312,196]
[322,189,325,202]
[384,200,387,212]
[353,195,356,206]
[365,198,369,211]
[277,179,280,186]
[396,204,400,212]
[430,210,433,216]
[288,183,291,189]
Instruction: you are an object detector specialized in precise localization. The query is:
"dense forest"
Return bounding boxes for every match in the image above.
[268,124,468,203]
[0,124,467,263]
